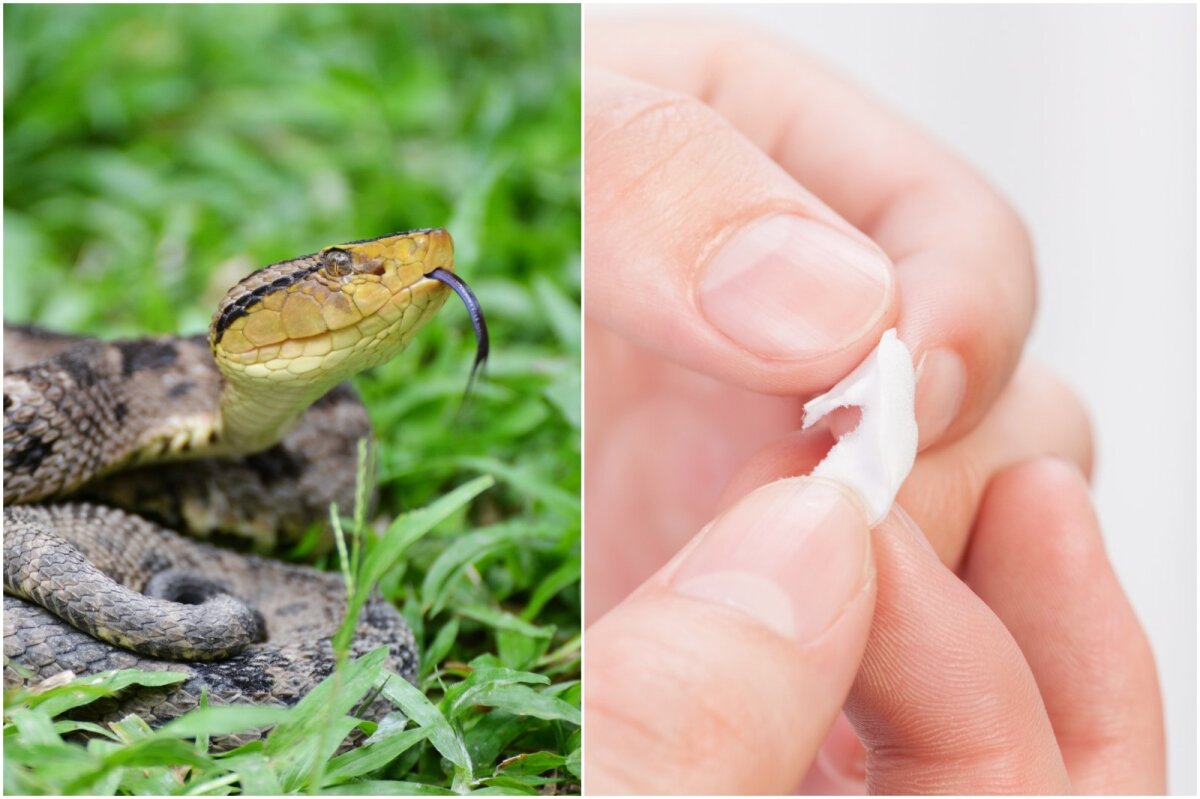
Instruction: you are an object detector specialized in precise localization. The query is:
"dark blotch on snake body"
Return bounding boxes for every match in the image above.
[244,446,306,485]
[137,551,172,577]
[58,347,102,389]
[190,657,279,698]
[116,340,178,377]
[6,433,52,475]
[313,382,359,409]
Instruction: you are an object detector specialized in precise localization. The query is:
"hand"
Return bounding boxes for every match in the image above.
[587,457,1164,793]
[586,15,1045,617]
[583,16,1163,794]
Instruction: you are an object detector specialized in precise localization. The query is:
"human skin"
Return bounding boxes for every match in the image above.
[584,17,1164,794]
[585,12,1040,618]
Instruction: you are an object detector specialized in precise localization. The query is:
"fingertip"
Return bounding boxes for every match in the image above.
[987,455,1091,511]
[586,68,899,394]
[1015,364,1097,480]
[586,583,874,794]
[845,504,1072,794]
[667,477,874,647]
[970,457,1103,592]
[967,457,1165,793]
[585,477,879,793]
[895,201,1037,446]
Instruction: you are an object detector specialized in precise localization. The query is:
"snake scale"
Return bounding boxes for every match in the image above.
[3,229,487,735]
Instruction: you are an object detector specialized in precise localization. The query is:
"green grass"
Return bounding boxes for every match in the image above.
[3,4,580,795]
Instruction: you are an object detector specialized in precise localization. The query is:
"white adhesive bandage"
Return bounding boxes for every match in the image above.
[802,329,918,525]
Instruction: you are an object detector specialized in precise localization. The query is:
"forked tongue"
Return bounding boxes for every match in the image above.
[425,267,489,398]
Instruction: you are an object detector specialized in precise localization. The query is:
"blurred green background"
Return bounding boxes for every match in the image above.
[4,4,580,792]
[4,4,579,333]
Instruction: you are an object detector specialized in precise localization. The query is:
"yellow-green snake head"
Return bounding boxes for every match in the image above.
[210,229,459,450]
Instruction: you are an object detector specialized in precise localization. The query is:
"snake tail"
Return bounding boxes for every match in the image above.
[4,506,262,660]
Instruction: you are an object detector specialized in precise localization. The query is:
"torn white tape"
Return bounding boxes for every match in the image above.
[802,328,918,525]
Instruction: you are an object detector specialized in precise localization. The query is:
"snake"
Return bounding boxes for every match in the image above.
[2,229,488,734]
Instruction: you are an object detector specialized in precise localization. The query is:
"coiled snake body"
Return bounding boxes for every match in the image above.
[3,230,483,730]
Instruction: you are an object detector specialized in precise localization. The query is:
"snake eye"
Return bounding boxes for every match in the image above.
[322,248,353,277]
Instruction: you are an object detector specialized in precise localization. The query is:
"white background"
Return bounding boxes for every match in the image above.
[597,4,1197,793]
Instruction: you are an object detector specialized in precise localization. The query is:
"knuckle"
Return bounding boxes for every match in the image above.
[987,194,1038,330]
[991,196,1035,268]
[587,72,715,155]
[587,74,732,208]
[1010,361,1095,475]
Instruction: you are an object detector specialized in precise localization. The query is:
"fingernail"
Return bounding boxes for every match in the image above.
[668,478,872,644]
[914,348,966,450]
[699,215,892,359]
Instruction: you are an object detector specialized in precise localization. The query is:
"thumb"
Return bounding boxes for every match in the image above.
[584,478,876,794]
[586,68,897,393]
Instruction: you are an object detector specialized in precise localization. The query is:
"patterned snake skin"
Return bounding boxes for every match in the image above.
[2,327,418,730]
[1,231,480,734]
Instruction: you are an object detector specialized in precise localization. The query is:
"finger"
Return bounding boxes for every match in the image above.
[796,712,868,794]
[586,67,899,395]
[898,360,1092,565]
[964,458,1166,793]
[585,478,876,794]
[583,321,801,623]
[717,359,1093,568]
[845,508,1072,793]
[589,16,1037,449]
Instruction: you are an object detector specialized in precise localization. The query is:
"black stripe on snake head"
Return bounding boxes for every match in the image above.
[340,228,439,246]
[212,261,324,342]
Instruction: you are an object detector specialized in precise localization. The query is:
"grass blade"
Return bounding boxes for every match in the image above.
[334,476,494,656]
[378,673,471,777]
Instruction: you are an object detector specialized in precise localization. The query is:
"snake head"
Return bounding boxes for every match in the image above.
[210,229,456,448]
[212,229,453,375]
